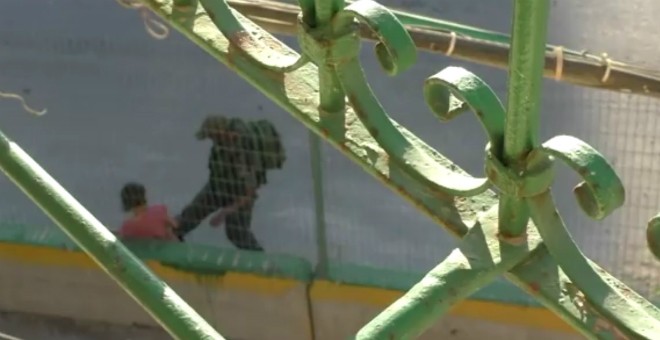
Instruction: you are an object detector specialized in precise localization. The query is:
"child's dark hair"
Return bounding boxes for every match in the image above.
[120,182,147,212]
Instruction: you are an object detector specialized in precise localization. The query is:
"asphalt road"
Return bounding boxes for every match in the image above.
[0,2,658,336]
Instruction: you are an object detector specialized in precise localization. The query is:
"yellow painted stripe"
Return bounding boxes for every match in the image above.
[0,243,298,295]
[310,280,576,333]
[0,243,576,333]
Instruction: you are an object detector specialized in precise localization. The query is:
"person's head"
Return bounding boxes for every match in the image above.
[196,116,240,144]
[120,182,147,212]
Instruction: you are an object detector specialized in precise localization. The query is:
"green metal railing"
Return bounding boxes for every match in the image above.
[2,0,660,339]
[0,131,224,339]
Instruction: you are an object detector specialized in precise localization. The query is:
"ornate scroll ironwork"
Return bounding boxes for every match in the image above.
[2,0,657,338]
[134,0,660,338]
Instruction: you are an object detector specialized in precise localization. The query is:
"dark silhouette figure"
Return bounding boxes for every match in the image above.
[175,116,285,251]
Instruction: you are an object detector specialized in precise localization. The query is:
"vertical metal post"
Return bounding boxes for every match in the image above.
[0,131,224,340]
[308,0,345,277]
[499,0,550,238]
[309,131,329,277]
[314,0,347,123]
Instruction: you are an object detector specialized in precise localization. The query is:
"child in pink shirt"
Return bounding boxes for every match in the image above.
[118,182,179,241]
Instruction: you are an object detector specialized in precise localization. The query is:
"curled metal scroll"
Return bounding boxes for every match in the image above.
[333,0,417,76]
[316,1,498,196]
[187,0,523,197]
[523,137,660,338]
[134,0,660,336]
[199,0,309,72]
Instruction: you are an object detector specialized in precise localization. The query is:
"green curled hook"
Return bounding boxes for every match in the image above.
[333,0,417,76]
[198,0,309,73]
[529,135,625,220]
[525,137,657,338]
[335,59,494,195]
[423,66,506,155]
[648,214,660,260]
[296,0,490,197]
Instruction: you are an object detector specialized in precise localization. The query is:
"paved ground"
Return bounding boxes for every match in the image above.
[0,0,659,337]
[0,311,167,340]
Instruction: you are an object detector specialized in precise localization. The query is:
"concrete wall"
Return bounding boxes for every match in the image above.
[309,280,580,340]
[0,230,584,339]
[0,241,313,340]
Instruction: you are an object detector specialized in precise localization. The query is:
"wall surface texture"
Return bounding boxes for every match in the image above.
[0,228,581,339]
[0,0,659,338]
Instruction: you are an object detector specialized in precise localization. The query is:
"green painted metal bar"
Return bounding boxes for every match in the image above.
[504,0,549,165]
[138,1,660,335]
[305,0,339,278]
[393,7,511,43]
[387,2,585,58]
[309,131,329,277]
[498,0,550,238]
[306,0,348,141]
[315,0,341,25]
[228,0,660,99]
[0,130,224,340]
[231,0,593,61]
[528,190,660,339]
[356,211,545,339]
[128,0,660,337]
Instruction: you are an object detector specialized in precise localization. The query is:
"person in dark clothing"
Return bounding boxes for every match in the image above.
[175,116,266,251]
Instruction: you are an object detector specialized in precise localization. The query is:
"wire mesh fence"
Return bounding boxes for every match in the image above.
[320,0,660,302]
[117,113,290,249]
[0,0,658,306]
[0,0,318,261]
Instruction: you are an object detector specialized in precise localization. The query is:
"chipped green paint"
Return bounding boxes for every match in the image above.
[3,0,659,339]
[133,0,660,338]
[498,0,549,239]
[356,209,546,339]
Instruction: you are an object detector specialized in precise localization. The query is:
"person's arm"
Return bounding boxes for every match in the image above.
[224,187,256,213]
[157,205,180,240]
[165,217,179,229]
[209,187,256,227]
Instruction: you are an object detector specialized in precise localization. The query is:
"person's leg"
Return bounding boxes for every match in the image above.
[225,204,263,251]
[175,183,222,240]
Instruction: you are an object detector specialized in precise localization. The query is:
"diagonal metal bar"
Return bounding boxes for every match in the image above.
[356,208,544,339]
[226,0,660,99]
[137,1,660,337]
[528,191,660,338]
[0,129,224,339]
